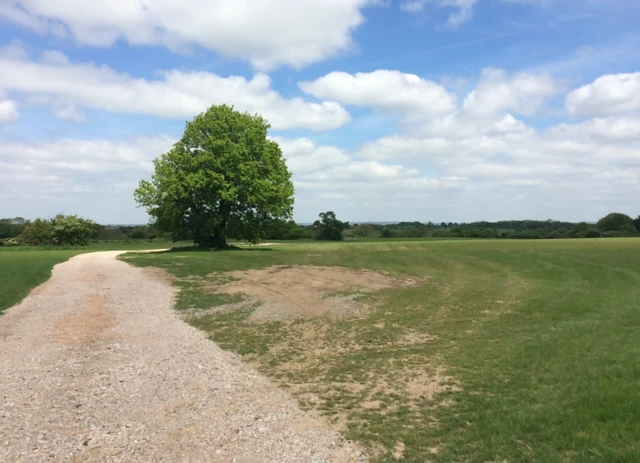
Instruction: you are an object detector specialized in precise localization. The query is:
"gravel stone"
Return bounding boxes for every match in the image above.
[0,251,367,462]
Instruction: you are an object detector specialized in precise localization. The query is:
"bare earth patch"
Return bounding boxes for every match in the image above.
[392,441,406,460]
[209,265,415,322]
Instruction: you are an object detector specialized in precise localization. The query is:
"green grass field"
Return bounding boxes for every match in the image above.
[123,239,640,463]
[0,241,180,314]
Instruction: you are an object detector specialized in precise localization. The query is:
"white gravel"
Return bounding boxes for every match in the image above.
[0,251,366,462]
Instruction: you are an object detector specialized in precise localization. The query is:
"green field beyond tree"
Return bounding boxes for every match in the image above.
[121,238,640,463]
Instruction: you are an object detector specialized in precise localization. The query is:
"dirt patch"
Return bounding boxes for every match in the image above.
[142,266,175,284]
[362,400,383,409]
[404,366,460,402]
[52,294,117,345]
[392,441,406,460]
[396,331,438,346]
[209,265,413,323]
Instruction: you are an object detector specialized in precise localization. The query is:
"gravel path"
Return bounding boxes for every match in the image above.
[0,251,366,462]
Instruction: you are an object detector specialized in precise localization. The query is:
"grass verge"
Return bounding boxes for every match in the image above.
[122,239,640,462]
[0,240,185,314]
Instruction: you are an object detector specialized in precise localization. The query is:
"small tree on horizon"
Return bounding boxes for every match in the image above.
[313,211,346,241]
[135,105,294,247]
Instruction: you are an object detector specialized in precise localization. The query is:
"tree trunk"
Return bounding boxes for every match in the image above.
[193,202,230,248]
[212,226,227,248]
[211,201,231,248]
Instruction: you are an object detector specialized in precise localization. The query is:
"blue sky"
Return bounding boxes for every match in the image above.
[0,0,639,224]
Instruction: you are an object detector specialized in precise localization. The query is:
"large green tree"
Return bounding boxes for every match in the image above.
[135,105,294,247]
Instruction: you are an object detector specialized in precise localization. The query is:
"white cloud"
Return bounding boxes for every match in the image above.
[0,135,174,176]
[272,137,352,174]
[0,135,176,222]
[40,50,70,65]
[549,116,640,142]
[272,136,458,196]
[566,72,640,117]
[0,0,375,70]
[0,91,19,124]
[489,113,532,134]
[0,133,468,223]
[400,0,478,26]
[274,136,421,182]
[53,105,87,123]
[352,116,640,220]
[299,70,456,120]
[463,68,560,116]
[0,46,350,131]
[358,114,640,184]
[412,111,533,141]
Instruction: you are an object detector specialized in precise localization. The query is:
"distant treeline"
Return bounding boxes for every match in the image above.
[2,212,639,246]
[257,213,640,241]
[0,216,164,246]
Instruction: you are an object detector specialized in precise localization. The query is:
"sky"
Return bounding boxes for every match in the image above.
[0,0,639,224]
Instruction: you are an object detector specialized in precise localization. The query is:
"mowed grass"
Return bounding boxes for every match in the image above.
[0,249,82,314]
[0,241,182,314]
[122,239,640,462]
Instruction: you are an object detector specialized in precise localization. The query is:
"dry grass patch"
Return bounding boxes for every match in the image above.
[206,265,417,322]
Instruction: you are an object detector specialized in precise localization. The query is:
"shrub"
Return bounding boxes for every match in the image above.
[619,224,638,237]
[96,227,127,240]
[19,214,96,246]
[351,224,379,238]
[19,218,55,245]
[585,230,602,238]
[0,238,21,247]
[51,214,97,246]
[432,228,454,238]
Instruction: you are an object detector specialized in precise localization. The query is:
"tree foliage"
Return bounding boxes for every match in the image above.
[569,221,591,238]
[596,213,634,232]
[260,219,310,240]
[19,215,96,246]
[135,105,294,247]
[313,211,346,241]
[348,223,379,238]
[0,217,28,239]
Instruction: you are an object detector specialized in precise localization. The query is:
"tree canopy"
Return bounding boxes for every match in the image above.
[0,217,27,239]
[569,221,591,238]
[313,211,346,241]
[135,105,294,247]
[596,213,634,232]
